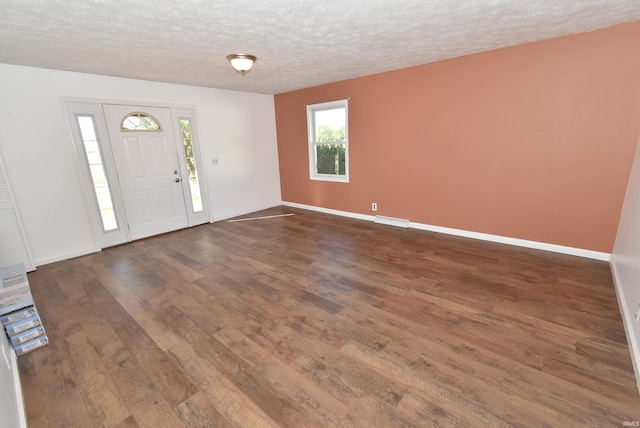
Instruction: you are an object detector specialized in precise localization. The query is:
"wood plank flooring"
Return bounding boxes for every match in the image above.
[19,206,640,427]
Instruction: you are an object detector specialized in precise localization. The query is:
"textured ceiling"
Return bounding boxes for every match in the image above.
[1,1,639,94]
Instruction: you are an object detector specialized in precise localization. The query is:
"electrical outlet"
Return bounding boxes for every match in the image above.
[635,302,640,322]
[372,202,377,211]
[211,157,219,166]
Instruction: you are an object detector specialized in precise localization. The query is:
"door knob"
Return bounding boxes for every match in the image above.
[174,170,179,174]
[175,178,181,182]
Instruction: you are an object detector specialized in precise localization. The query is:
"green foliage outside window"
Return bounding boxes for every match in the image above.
[315,124,346,175]
[316,144,345,175]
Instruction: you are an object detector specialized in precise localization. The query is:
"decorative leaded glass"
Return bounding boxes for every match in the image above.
[121,112,162,131]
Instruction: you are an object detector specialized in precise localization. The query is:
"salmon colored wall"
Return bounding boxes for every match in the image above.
[275,23,640,253]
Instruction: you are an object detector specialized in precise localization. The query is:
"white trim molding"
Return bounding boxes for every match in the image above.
[34,247,101,267]
[307,99,349,183]
[410,221,610,261]
[281,201,611,261]
[283,201,374,222]
[610,257,640,394]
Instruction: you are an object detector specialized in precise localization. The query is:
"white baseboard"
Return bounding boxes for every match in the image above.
[210,201,284,223]
[610,256,640,394]
[282,201,375,222]
[410,222,610,261]
[281,201,610,261]
[34,247,100,267]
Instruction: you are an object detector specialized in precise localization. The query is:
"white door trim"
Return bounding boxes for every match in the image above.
[103,104,189,241]
[64,100,129,249]
[171,107,210,227]
[63,99,209,250]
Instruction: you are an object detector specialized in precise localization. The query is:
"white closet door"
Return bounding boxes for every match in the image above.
[0,154,35,271]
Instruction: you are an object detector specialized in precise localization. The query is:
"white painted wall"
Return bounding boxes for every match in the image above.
[611,135,640,393]
[0,64,281,266]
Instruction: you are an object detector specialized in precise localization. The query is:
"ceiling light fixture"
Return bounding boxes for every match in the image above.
[227,53,257,76]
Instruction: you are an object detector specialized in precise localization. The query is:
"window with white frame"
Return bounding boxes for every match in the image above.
[307,99,348,182]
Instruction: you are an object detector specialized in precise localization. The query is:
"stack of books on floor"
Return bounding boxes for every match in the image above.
[0,264,48,356]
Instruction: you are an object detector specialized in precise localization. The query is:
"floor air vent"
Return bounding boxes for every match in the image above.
[374,215,410,228]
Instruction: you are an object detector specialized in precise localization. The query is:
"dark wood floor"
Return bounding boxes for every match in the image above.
[19,206,640,427]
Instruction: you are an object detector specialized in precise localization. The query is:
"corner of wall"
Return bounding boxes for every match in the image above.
[610,255,640,394]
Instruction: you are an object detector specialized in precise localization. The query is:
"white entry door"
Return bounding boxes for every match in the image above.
[103,105,189,241]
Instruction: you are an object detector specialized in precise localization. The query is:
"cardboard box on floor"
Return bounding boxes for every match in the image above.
[0,264,33,316]
[0,263,48,356]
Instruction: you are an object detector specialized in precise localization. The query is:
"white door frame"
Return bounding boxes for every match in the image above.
[170,107,210,228]
[64,99,209,250]
[103,104,189,241]
[65,101,129,248]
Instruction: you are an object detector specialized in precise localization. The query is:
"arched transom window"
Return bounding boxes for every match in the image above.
[121,112,162,131]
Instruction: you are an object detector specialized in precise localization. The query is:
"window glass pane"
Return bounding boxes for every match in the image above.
[307,100,348,182]
[316,144,346,175]
[179,118,203,213]
[76,115,118,232]
[121,112,162,131]
[315,108,345,142]
[78,116,97,140]
[89,164,108,187]
[94,186,114,210]
[83,140,101,164]
[100,208,118,231]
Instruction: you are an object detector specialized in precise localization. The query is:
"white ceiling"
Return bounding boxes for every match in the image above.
[1,1,639,95]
